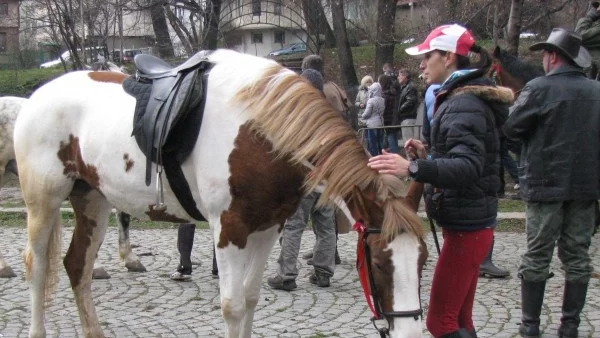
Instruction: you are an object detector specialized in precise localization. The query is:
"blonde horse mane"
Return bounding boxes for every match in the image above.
[233,65,424,241]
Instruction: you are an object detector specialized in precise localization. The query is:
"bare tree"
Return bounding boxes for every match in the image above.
[150,1,175,58]
[374,0,396,74]
[164,0,222,55]
[331,0,357,90]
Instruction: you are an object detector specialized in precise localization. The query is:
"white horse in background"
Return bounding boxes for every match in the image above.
[0,96,24,278]
[0,96,145,279]
[15,49,427,338]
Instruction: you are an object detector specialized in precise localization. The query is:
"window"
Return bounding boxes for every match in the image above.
[252,0,261,16]
[274,31,285,44]
[274,0,282,15]
[0,3,8,16]
[251,32,263,44]
[0,32,6,52]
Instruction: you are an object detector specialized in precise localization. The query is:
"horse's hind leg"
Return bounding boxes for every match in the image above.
[116,211,145,272]
[0,252,16,278]
[239,226,281,337]
[64,182,113,338]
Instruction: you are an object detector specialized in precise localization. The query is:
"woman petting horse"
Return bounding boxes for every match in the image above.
[369,24,514,338]
[0,96,146,279]
[15,49,427,338]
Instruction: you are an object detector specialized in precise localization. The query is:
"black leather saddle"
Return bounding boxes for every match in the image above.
[123,51,213,221]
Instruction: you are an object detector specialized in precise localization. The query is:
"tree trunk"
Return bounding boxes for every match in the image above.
[202,0,221,50]
[375,0,396,74]
[492,1,500,45]
[506,0,524,56]
[301,0,336,50]
[331,0,358,89]
[150,2,174,58]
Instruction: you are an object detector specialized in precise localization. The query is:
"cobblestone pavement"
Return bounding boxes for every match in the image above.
[0,226,598,338]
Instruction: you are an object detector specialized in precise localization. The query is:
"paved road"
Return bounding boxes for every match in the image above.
[0,226,598,338]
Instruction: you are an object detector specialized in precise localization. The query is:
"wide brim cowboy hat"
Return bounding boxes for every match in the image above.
[529,28,592,69]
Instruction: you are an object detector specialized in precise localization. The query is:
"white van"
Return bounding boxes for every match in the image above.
[39,47,107,69]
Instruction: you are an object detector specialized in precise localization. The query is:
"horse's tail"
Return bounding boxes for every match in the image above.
[24,210,63,304]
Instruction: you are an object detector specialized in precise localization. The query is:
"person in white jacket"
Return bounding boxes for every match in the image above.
[360,82,385,155]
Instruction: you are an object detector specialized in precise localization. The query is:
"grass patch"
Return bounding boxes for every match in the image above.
[498,198,526,212]
[0,67,65,97]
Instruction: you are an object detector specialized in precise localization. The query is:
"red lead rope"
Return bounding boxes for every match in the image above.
[353,221,380,319]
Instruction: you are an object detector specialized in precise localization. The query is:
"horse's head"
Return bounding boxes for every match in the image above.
[489,46,544,99]
[348,180,427,338]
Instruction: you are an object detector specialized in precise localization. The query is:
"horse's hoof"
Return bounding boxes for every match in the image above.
[0,266,16,278]
[92,267,111,279]
[125,261,147,272]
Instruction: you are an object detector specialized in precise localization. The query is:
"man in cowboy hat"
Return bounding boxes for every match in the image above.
[503,28,600,338]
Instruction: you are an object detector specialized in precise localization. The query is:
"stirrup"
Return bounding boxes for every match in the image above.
[154,168,167,211]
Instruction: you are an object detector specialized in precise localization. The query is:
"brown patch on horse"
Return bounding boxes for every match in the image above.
[145,205,190,223]
[87,71,128,85]
[63,180,96,288]
[57,134,100,189]
[218,122,306,249]
[123,153,134,172]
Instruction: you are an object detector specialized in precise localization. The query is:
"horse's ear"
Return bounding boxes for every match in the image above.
[494,46,501,57]
[349,186,373,224]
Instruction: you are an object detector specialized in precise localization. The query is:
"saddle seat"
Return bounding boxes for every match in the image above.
[135,51,210,79]
[123,50,213,221]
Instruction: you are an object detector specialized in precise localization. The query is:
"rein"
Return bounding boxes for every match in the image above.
[353,221,423,338]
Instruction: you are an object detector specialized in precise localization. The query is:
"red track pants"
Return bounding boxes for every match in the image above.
[426,227,493,337]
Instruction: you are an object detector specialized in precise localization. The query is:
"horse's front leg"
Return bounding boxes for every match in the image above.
[240,226,281,337]
[0,252,16,278]
[116,211,146,272]
[216,223,279,338]
[65,187,113,338]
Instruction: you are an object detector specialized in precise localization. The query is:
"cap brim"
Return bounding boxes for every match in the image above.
[405,44,432,56]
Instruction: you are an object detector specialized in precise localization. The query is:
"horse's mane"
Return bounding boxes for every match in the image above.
[494,47,544,83]
[233,65,424,241]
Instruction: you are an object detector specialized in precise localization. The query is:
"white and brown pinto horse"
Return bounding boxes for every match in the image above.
[0,97,145,279]
[15,49,427,338]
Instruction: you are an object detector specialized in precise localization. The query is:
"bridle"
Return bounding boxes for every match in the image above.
[353,221,423,338]
[491,61,523,97]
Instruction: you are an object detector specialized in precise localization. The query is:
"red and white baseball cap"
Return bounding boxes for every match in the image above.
[405,24,475,57]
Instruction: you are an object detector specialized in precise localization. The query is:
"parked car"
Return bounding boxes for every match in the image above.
[112,49,146,63]
[39,47,107,69]
[267,42,307,56]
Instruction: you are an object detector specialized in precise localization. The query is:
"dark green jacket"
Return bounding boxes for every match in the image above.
[576,16,600,64]
[503,65,600,202]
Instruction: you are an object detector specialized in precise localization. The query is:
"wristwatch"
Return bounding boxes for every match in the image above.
[408,160,419,178]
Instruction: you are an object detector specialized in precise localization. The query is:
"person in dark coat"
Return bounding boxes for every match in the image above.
[503,28,599,338]
[394,68,419,149]
[368,24,514,338]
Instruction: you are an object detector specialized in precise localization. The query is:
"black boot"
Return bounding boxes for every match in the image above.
[519,279,546,338]
[558,280,589,338]
[479,238,510,278]
[468,329,477,338]
[440,328,472,338]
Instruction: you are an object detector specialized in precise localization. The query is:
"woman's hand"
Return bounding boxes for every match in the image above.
[367,150,410,177]
[404,138,427,160]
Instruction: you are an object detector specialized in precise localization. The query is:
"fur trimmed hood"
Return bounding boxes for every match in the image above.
[449,85,514,105]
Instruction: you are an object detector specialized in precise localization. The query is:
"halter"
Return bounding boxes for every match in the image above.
[490,63,502,86]
[353,221,423,338]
